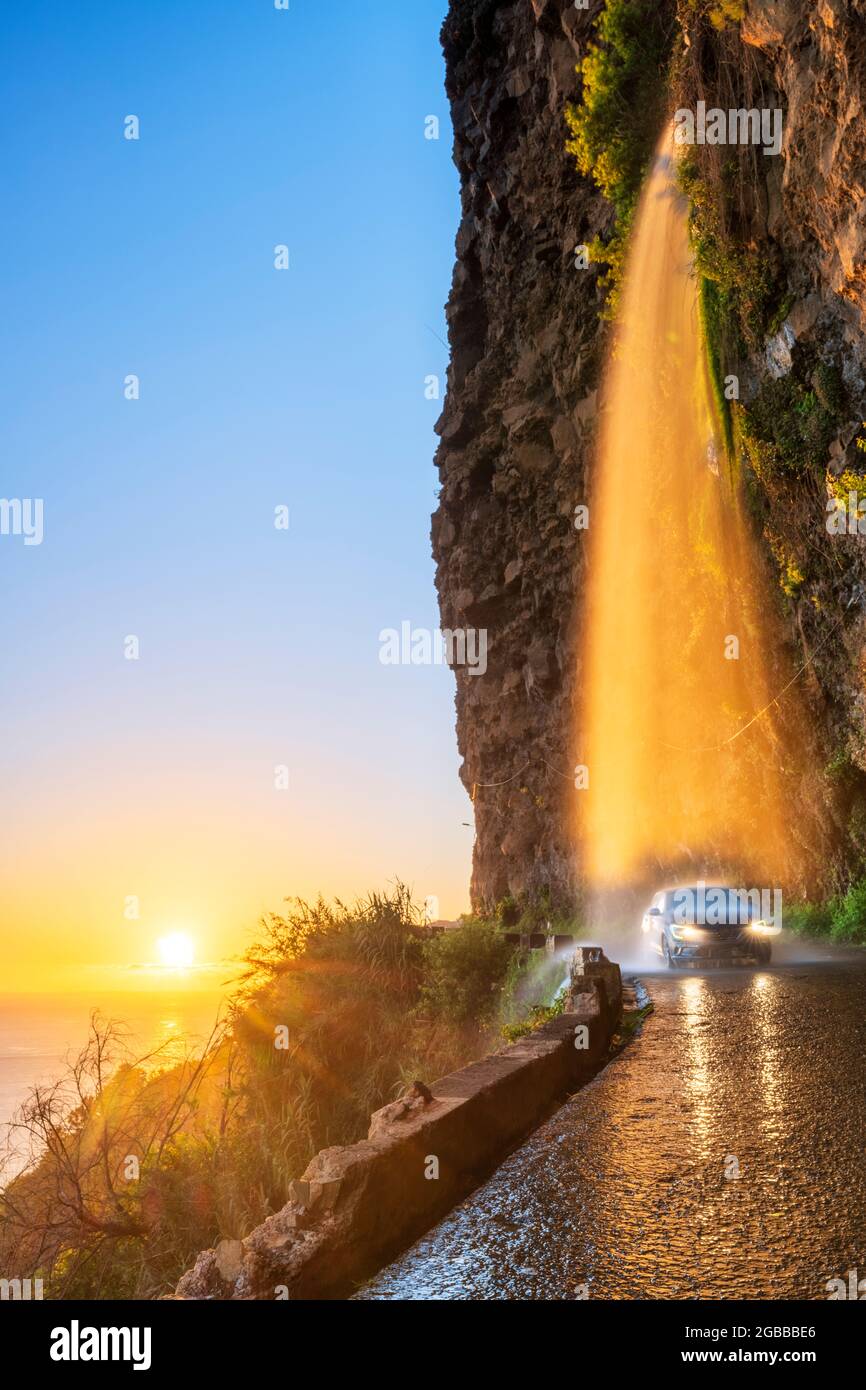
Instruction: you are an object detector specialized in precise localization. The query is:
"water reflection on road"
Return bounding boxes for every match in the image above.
[356,958,866,1300]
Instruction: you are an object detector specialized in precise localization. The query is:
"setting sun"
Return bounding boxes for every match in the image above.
[157,932,195,970]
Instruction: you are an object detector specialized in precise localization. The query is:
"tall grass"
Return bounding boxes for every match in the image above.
[0,884,561,1298]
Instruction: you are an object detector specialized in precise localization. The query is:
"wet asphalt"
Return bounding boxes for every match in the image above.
[356,944,866,1300]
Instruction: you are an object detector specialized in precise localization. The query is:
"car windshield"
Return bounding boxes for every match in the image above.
[666,886,756,925]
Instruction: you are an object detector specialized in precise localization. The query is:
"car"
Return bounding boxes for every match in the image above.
[640,885,780,968]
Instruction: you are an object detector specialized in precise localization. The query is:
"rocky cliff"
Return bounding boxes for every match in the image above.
[434,0,866,911]
[434,0,608,913]
[731,0,866,880]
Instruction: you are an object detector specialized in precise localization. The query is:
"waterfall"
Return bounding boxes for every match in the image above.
[581,134,792,892]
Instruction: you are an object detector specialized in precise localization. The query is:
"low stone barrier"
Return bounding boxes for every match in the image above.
[173,947,622,1301]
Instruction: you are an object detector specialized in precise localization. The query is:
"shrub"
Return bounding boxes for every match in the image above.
[829,468,866,505]
[677,152,778,352]
[4,884,564,1297]
[813,361,845,415]
[783,900,832,938]
[565,0,674,313]
[786,879,866,944]
[419,917,516,1028]
[707,0,746,28]
[764,531,805,599]
[830,878,866,944]
[738,369,841,488]
[751,380,821,474]
[501,994,565,1044]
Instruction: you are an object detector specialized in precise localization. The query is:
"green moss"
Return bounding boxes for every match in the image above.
[698,275,733,455]
[813,361,845,414]
[826,747,858,784]
[492,885,582,936]
[739,373,840,480]
[501,993,566,1043]
[614,998,654,1044]
[847,799,866,850]
[677,151,777,351]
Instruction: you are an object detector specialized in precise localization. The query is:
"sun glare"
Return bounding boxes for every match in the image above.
[157,932,195,970]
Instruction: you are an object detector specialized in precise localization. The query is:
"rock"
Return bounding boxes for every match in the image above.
[176,1248,222,1300]
[551,415,577,457]
[740,0,801,48]
[787,294,823,339]
[765,321,796,378]
[573,390,598,425]
[214,1239,245,1285]
[506,70,531,100]
[567,948,622,1023]
[309,1179,342,1211]
[503,559,523,586]
[367,1092,434,1139]
[437,515,457,549]
[502,401,536,429]
[513,442,553,476]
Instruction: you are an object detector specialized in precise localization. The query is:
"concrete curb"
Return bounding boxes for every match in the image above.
[172,948,622,1301]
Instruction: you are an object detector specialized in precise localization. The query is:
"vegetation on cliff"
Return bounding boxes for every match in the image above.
[565,0,676,314]
[785,876,866,945]
[670,0,865,646]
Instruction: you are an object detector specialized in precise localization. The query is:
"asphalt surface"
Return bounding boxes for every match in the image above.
[356,942,866,1300]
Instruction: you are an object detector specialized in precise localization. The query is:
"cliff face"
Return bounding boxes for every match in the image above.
[434,0,607,912]
[742,0,866,319]
[690,0,866,886]
[435,0,866,912]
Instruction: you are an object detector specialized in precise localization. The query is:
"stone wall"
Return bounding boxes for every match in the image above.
[172,948,622,1301]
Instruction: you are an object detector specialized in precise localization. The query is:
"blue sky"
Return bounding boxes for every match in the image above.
[0,0,472,988]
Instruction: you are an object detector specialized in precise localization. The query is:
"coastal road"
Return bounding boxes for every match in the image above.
[357,943,866,1300]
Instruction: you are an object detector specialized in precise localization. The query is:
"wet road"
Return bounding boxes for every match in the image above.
[357,948,866,1300]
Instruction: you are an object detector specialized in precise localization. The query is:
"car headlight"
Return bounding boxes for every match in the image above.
[671,924,701,940]
[749,920,781,936]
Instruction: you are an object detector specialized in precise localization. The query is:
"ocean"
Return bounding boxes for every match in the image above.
[0,992,226,1182]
